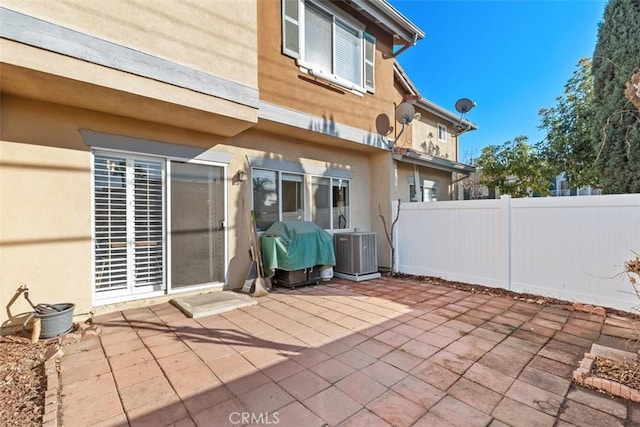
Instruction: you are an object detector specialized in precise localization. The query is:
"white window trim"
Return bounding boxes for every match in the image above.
[310,175,351,231]
[438,124,447,143]
[423,179,438,202]
[165,158,229,296]
[251,167,306,228]
[285,0,374,95]
[251,166,352,231]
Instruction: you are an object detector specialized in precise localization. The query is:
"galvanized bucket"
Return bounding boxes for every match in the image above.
[35,303,75,339]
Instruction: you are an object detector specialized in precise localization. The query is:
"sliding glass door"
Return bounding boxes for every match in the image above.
[94,152,226,302]
[170,162,225,289]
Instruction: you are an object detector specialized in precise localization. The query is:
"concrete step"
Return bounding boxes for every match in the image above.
[170,291,257,319]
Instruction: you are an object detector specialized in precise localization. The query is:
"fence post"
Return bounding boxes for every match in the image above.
[500,195,512,290]
[392,199,399,274]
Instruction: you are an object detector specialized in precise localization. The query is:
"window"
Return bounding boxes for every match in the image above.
[252,166,351,231]
[312,176,350,230]
[252,169,304,231]
[423,179,438,201]
[410,183,437,201]
[424,186,438,202]
[409,184,423,202]
[438,124,447,142]
[282,0,375,93]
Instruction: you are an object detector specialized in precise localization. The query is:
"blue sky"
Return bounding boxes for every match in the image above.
[388,0,607,162]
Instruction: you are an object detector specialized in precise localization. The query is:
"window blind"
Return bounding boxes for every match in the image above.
[335,20,361,85]
[94,154,128,292]
[94,154,164,297]
[305,3,332,74]
[133,159,164,288]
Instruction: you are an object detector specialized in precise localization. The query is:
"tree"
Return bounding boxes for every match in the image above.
[538,58,600,189]
[591,0,640,193]
[475,136,553,198]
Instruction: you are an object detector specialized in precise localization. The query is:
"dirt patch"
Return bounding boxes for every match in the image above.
[0,334,50,427]
[592,356,640,391]
[394,273,640,320]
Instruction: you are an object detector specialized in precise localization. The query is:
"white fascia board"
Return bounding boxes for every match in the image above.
[347,0,425,44]
[393,152,476,174]
[393,62,419,96]
[258,101,391,150]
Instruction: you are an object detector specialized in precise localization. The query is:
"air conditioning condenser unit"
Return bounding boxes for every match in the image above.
[333,232,381,281]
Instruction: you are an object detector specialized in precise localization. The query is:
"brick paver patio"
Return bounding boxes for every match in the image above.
[59,277,640,426]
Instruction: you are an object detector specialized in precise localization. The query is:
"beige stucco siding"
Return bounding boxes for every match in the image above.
[1,3,259,138]
[1,97,94,326]
[0,95,376,327]
[1,140,92,328]
[1,0,258,89]
[410,115,458,161]
[396,162,454,203]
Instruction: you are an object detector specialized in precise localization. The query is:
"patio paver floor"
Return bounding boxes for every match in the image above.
[59,277,640,426]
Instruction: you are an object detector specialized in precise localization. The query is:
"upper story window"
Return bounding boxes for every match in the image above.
[282,0,376,93]
[438,124,447,143]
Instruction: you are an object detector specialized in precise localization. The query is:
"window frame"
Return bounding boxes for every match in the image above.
[409,183,423,203]
[438,124,447,143]
[251,167,306,231]
[282,0,375,94]
[423,179,438,201]
[311,175,351,231]
[92,149,229,305]
[251,166,352,232]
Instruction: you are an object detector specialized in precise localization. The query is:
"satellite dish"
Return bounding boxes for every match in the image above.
[455,98,476,114]
[395,102,416,124]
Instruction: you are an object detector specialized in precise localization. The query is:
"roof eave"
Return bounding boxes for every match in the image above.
[345,0,425,46]
[393,148,476,174]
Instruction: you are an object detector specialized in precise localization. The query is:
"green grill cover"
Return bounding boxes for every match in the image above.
[260,221,336,277]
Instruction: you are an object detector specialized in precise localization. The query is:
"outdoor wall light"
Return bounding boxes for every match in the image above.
[237,170,248,182]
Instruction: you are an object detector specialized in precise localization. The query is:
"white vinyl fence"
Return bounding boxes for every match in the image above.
[395,194,640,312]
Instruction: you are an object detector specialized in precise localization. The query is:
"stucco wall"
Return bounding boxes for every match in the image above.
[396,162,454,202]
[411,114,458,161]
[1,0,257,89]
[258,0,397,137]
[0,95,375,327]
[1,97,94,328]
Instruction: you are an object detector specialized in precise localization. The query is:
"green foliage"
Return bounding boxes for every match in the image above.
[538,58,600,189]
[592,0,640,193]
[475,136,554,198]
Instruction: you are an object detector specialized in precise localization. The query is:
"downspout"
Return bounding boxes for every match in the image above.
[413,164,422,202]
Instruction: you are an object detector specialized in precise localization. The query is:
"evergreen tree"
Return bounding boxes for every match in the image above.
[592,0,640,193]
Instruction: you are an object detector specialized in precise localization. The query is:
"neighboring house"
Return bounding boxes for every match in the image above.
[392,63,478,202]
[463,173,602,199]
[0,0,427,329]
[550,174,602,197]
